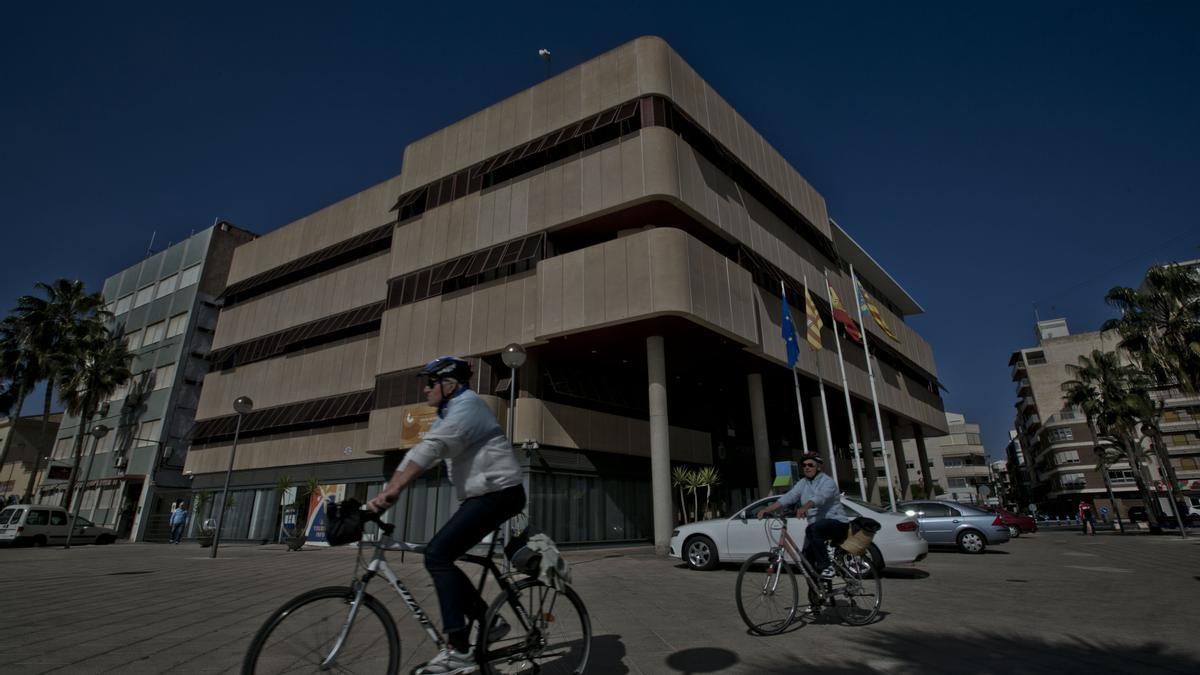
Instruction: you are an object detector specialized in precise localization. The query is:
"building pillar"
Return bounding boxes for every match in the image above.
[889,417,910,500]
[913,424,933,498]
[747,374,772,498]
[858,411,878,502]
[647,336,673,556]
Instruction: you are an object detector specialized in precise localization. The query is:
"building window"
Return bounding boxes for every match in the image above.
[947,477,970,488]
[125,330,143,351]
[154,363,175,390]
[136,419,163,446]
[1026,351,1047,365]
[1047,428,1074,443]
[1059,473,1086,489]
[1107,469,1135,484]
[1054,450,1080,465]
[156,273,178,299]
[133,285,155,308]
[109,381,129,402]
[143,321,165,346]
[179,263,202,289]
[115,294,133,315]
[54,437,74,459]
[166,312,188,338]
[875,468,887,477]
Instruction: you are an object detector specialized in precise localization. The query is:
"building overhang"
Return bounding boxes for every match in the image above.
[828,219,924,316]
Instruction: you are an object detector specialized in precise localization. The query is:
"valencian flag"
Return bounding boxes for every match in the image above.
[856,279,901,342]
[826,284,863,344]
[781,289,801,368]
[804,286,823,351]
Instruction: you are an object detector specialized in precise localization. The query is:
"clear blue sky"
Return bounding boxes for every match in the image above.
[3,2,1197,457]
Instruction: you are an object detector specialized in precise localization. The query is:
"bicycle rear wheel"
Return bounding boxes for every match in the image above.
[735,552,798,635]
[242,585,400,674]
[829,551,882,626]
[477,577,591,674]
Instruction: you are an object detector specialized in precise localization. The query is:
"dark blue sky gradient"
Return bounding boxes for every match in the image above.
[3,2,1198,457]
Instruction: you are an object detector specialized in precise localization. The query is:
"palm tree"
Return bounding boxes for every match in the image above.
[0,316,39,472]
[1063,350,1161,529]
[1123,389,1188,534]
[1062,370,1125,533]
[11,280,110,501]
[55,324,132,511]
[1104,263,1200,394]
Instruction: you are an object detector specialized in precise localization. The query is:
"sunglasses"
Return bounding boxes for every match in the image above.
[425,377,442,388]
[802,463,818,468]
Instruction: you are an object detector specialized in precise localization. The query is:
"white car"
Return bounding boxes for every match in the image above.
[668,495,927,574]
[0,505,119,547]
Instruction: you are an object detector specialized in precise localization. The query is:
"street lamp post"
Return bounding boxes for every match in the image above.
[500,344,527,566]
[64,424,109,549]
[210,396,253,559]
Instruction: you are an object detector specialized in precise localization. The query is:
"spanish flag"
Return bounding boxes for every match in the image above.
[856,280,901,342]
[827,284,863,344]
[804,286,823,351]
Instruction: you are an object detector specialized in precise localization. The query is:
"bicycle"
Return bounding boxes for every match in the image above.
[242,510,592,674]
[735,515,881,633]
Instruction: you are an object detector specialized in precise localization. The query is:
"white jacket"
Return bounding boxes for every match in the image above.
[398,389,523,500]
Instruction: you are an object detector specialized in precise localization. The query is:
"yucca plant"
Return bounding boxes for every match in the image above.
[671,466,692,523]
[695,466,721,519]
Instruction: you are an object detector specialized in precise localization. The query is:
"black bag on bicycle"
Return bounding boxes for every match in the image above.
[325,498,365,546]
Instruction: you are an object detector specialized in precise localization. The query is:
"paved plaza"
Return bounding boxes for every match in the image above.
[1,531,1197,674]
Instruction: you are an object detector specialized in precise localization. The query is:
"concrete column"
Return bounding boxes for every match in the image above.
[647,336,673,556]
[747,374,772,498]
[889,417,910,500]
[913,424,933,498]
[858,412,878,503]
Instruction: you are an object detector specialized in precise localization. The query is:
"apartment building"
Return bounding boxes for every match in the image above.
[40,223,255,540]
[899,412,991,503]
[0,413,62,503]
[1009,319,1147,517]
[183,37,947,551]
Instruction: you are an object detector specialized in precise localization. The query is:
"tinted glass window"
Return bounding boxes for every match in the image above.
[914,503,952,517]
[0,508,17,525]
[741,498,779,519]
[49,511,68,526]
[75,517,94,527]
[27,509,49,525]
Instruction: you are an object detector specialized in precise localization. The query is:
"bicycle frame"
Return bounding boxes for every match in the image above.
[764,517,830,602]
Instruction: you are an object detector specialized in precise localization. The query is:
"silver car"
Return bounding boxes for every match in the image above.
[898,500,1010,554]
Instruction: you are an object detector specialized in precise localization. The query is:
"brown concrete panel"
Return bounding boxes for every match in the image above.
[527,170,546,233]
[580,53,603,117]
[561,64,582,129]
[624,232,653,317]
[561,153,583,221]
[509,178,530,239]
[513,88,532,146]
[602,238,630,323]
[582,244,606,327]
[634,36,673,96]
[521,275,539,342]
[600,139,623,210]
[686,235,710,320]
[544,163,564,226]
[579,144,603,215]
[648,229,692,314]
[538,255,563,337]
[504,279,524,344]
[453,293,474,357]
[620,133,644,203]
[492,184,513,244]
[485,282,508,352]
[560,250,585,332]
[639,128,681,199]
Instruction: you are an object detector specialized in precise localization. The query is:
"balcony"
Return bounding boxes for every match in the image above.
[1016,396,1038,413]
[1011,361,1027,381]
[1022,414,1042,432]
[1016,378,1032,396]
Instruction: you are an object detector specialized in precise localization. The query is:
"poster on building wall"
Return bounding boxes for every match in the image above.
[303,483,345,545]
[399,404,439,449]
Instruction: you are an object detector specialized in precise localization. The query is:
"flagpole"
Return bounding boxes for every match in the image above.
[850,264,898,512]
[825,270,867,501]
[805,275,839,488]
[781,281,811,457]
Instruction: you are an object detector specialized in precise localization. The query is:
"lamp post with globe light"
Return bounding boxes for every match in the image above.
[211,396,253,559]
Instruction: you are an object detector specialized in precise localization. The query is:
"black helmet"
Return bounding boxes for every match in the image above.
[421,356,473,385]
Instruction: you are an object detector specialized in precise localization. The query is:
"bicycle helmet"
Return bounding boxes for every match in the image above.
[420,356,473,385]
[799,452,824,465]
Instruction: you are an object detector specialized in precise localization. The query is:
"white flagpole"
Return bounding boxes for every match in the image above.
[782,281,810,457]
[805,275,839,488]
[825,270,867,501]
[849,264,898,512]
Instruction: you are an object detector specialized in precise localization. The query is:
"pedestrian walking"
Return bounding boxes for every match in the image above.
[1078,500,1097,535]
[170,500,189,544]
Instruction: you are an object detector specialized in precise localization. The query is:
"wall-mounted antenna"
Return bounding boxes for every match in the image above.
[145,231,157,258]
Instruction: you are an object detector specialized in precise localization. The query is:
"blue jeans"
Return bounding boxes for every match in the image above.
[424,485,526,645]
[170,522,185,543]
[803,518,849,572]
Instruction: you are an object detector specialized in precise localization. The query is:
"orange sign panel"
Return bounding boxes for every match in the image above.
[399,405,439,449]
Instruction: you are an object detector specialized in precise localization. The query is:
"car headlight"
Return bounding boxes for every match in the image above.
[671,529,680,537]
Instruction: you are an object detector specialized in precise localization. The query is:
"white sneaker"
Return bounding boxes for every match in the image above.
[415,648,477,674]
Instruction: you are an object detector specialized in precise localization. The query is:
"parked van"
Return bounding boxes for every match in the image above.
[0,505,118,547]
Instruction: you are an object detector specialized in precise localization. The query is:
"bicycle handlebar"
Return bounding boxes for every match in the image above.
[359,506,396,537]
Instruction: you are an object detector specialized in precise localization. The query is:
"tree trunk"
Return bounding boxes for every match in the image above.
[1149,426,1188,537]
[1120,432,1161,529]
[62,400,95,512]
[23,385,55,501]
[1086,417,1124,534]
[0,384,28,472]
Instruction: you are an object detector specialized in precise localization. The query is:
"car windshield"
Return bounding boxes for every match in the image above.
[74,516,94,527]
[0,508,16,525]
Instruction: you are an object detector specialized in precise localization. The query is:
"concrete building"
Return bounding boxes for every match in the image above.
[40,223,255,540]
[899,412,990,504]
[183,37,947,551]
[1009,318,1146,518]
[0,413,62,503]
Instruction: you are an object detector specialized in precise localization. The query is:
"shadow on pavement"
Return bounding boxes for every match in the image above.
[665,647,738,673]
[882,568,929,579]
[589,634,631,674]
[733,631,1200,674]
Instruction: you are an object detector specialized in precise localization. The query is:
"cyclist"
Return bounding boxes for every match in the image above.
[757,452,848,579]
[367,355,526,675]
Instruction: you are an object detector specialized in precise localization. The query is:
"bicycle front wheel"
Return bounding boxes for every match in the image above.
[477,578,591,674]
[242,585,400,674]
[830,551,882,626]
[735,552,798,635]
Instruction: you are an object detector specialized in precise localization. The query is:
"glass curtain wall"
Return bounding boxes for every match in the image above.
[530,471,650,543]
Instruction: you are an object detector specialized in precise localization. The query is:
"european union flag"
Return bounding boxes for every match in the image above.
[781,293,800,368]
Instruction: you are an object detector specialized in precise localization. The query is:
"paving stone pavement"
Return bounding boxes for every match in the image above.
[1,530,1198,674]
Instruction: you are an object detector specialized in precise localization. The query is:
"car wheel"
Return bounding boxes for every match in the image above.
[32,535,48,548]
[957,530,986,554]
[1007,525,1020,538]
[684,535,719,571]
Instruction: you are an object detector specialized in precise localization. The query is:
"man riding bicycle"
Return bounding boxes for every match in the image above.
[367,356,526,675]
[757,452,848,579]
